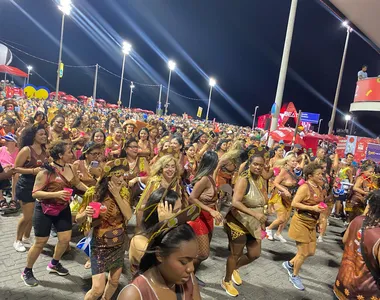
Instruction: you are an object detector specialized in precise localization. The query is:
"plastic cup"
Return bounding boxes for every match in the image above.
[89,202,101,218]
[63,188,73,201]
[261,230,267,240]
[318,202,327,209]
[298,179,305,186]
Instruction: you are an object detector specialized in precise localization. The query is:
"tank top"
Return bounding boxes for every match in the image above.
[24,146,48,169]
[334,216,380,299]
[199,176,217,207]
[297,183,323,220]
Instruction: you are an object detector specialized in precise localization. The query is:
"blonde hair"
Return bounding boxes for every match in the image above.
[221,140,244,162]
[150,155,180,178]
[274,154,296,168]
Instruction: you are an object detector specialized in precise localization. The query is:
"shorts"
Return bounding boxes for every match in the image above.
[16,175,36,203]
[33,201,72,237]
[188,209,214,236]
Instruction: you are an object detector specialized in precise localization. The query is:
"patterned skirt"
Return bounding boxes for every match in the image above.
[90,242,125,275]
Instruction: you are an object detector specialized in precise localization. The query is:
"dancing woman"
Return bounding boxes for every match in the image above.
[282,163,326,291]
[221,153,268,297]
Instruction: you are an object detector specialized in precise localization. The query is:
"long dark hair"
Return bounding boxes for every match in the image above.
[138,224,196,275]
[192,151,218,185]
[216,139,229,151]
[95,165,127,203]
[363,190,380,228]
[19,124,47,149]
[171,134,184,152]
[142,188,179,231]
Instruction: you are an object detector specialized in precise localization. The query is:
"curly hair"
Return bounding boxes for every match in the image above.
[150,155,180,179]
[19,124,47,149]
[304,162,322,180]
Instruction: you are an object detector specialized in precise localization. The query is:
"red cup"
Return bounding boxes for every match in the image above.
[261,230,267,239]
[89,202,101,218]
[298,179,305,186]
[63,188,73,201]
[318,202,327,209]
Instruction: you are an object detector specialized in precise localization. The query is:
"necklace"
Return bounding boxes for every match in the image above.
[53,161,65,172]
[150,268,175,290]
[308,181,318,188]
[128,157,138,175]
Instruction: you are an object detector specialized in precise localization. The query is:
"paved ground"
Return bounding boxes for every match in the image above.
[0,211,344,300]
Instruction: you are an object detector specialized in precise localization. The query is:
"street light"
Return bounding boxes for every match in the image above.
[252,106,259,130]
[328,20,353,134]
[117,41,132,107]
[55,0,72,101]
[27,65,32,84]
[205,77,216,121]
[344,114,352,130]
[317,118,323,133]
[164,60,176,115]
[128,81,135,109]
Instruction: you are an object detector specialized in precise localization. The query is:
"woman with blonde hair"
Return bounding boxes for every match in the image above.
[135,154,185,229]
[266,154,303,242]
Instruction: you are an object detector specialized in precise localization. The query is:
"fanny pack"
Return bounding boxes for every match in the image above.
[101,227,125,248]
[41,201,68,216]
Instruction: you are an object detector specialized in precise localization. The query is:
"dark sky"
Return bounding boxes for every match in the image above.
[0,0,379,135]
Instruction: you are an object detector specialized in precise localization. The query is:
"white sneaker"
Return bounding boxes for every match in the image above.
[22,237,33,244]
[266,227,274,241]
[13,240,26,252]
[317,236,324,243]
[274,233,287,243]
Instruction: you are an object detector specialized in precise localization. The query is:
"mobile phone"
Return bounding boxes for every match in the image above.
[90,161,99,168]
[15,107,20,113]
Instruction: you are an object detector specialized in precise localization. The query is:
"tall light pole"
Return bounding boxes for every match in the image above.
[328,21,352,134]
[206,78,216,121]
[55,0,72,101]
[164,60,176,115]
[27,65,32,84]
[344,114,351,131]
[128,81,135,109]
[317,118,323,133]
[117,41,132,107]
[270,0,298,133]
[252,106,259,130]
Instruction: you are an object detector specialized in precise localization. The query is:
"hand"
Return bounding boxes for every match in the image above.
[108,181,121,198]
[157,201,174,221]
[33,167,44,174]
[283,190,291,198]
[253,212,267,223]
[128,178,138,187]
[210,210,223,224]
[85,206,95,218]
[55,190,71,201]
[312,204,324,213]
[4,167,15,176]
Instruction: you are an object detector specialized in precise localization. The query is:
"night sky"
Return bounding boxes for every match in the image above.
[0,0,379,135]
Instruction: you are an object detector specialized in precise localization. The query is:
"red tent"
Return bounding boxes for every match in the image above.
[0,65,28,78]
[77,95,88,100]
[270,127,305,147]
[62,95,78,102]
[106,103,118,109]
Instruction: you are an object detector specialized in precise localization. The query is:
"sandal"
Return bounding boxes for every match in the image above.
[0,200,8,210]
[8,200,18,210]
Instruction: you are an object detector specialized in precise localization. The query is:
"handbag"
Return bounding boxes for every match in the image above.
[41,201,68,216]
[360,221,380,289]
[101,227,125,248]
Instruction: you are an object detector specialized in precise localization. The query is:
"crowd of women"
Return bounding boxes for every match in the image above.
[0,96,378,299]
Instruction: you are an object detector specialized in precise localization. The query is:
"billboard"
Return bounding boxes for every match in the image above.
[366,143,380,163]
[300,112,320,124]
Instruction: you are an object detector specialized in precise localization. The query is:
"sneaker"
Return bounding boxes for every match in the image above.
[317,236,324,243]
[282,261,294,277]
[231,270,242,286]
[22,237,33,244]
[47,262,69,276]
[274,233,287,243]
[221,278,239,297]
[13,240,26,252]
[266,227,274,241]
[50,228,58,238]
[21,270,38,287]
[289,275,305,290]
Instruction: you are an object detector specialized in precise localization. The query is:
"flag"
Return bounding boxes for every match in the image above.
[197,107,203,118]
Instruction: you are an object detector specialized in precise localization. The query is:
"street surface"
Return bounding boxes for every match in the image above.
[0,212,343,300]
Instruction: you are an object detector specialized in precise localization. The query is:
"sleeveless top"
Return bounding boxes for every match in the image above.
[123,273,195,300]
[334,216,380,299]
[19,146,48,182]
[297,183,323,220]
[199,176,217,207]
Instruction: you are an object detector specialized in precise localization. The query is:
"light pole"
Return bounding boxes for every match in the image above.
[252,106,259,130]
[128,81,135,110]
[117,41,132,107]
[55,0,72,101]
[27,65,32,84]
[205,78,216,121]
[164,60,176,115]
[328,21,352,134]
[317,118,323,133]
[344,114,351,131]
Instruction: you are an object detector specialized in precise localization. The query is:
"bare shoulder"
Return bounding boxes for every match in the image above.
[117,284,141,300]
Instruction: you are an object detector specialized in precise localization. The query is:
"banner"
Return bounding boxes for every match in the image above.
[196,106,203,118]
[280,102,298,126]
[300,112,320,124]
[354,78,380,102]
[59,63,64,78]
[366,143,380,163]
[345,136,358,155]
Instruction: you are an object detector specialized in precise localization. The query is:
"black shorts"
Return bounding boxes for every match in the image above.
[16,175,36,203]
[33,202,72,237]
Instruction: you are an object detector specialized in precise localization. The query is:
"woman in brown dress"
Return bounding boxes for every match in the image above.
[222,153,268,297]
[137,127,153,160]
[282,163,326,291]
